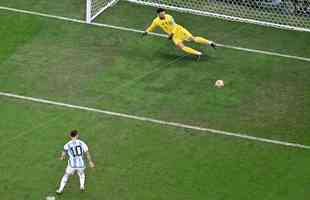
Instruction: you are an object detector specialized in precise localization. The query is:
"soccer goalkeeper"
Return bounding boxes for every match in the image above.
[143,8,216,57]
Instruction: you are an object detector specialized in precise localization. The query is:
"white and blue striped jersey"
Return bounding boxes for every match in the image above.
[64,139,88,168]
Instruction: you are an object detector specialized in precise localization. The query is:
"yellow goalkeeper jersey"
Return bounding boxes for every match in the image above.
[146,14,177,35]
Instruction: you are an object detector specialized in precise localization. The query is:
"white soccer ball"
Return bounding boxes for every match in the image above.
[215,80,224,87]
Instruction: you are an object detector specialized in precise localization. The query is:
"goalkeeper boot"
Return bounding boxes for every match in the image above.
[210,41,216,49]
[196,52,202,61]
[56,189,63,195]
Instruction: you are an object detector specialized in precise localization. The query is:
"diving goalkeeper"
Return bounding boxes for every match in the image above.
[143,8,216,57]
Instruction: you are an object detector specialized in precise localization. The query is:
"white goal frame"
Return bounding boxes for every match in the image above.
[86,0,310,32]
[86,0,119,23]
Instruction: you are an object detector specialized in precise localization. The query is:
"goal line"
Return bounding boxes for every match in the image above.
[0,6,309,63]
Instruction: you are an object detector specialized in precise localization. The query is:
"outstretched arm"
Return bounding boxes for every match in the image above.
[145,21,157,32]
[143,20,157,36]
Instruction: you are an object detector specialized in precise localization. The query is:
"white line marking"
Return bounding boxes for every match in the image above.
[0,6,309,149]
[1,91,309,149]
[0,6,310,63]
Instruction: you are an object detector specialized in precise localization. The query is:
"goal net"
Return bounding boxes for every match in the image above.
[86,0,310,32]
[86,0,120,23]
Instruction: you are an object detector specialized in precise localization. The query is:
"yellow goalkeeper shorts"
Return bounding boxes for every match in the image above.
[172,25,193,45]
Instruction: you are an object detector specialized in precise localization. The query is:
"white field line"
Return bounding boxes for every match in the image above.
[0,6,309,149]
[0,6,310,63]
[1,91,310,150]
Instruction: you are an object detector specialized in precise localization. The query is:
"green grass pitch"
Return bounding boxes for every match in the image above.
[0,0,310,199]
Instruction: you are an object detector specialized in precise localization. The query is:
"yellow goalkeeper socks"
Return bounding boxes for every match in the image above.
[181,46,202,56]
[194,37,210,45]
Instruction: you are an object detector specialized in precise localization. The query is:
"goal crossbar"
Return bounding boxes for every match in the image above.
[86,0,310,32]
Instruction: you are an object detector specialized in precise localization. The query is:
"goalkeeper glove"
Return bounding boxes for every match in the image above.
[142,31,148,37]
[168,34,174,40]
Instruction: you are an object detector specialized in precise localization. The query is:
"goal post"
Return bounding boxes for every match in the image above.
[86,0,120,23]
[86,0,310,32]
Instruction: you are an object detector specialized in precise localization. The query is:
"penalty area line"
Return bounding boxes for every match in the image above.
[1,91,310,150]
[0,6,310,63]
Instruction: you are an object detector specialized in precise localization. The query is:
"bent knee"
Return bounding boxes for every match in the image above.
[176,43,184,49]
[189,36,195,42]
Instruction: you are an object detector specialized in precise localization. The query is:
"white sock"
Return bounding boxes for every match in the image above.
[78,172,85,189]
[58,174,69,192]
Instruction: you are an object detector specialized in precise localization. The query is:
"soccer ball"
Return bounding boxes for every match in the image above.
[215,80,224,87]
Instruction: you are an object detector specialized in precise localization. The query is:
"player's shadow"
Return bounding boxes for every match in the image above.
[157,51,180,59]
[158,51,211,64]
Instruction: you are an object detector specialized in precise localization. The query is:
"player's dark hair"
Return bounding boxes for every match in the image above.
[157,8,166,13]
[70,130,79,137]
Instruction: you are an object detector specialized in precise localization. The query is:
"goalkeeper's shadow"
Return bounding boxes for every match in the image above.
[157,51,213,64]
